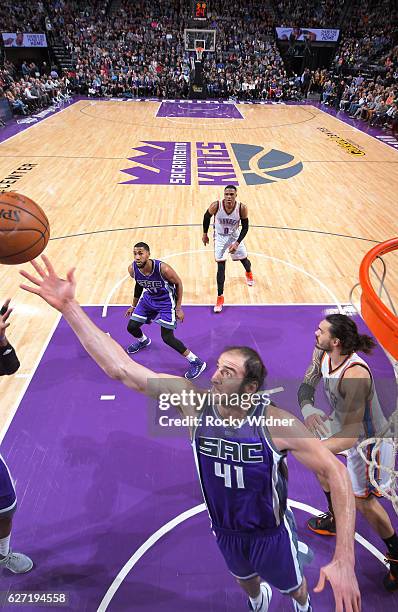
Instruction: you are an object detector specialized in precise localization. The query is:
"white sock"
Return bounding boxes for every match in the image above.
[249,591,263,611]
[139,334,148,343]
[0,535,11,557]
[186,351,198,362]
[294,596,310,611]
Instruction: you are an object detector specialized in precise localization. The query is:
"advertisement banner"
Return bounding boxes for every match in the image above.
[275,27,339,42]
[2,32,48,47]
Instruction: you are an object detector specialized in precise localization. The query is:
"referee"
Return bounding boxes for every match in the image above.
[0,299,33,573]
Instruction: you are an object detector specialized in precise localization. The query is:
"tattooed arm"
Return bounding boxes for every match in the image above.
[298,348,330,437]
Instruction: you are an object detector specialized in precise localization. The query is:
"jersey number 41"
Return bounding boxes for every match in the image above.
[215,462,245,488]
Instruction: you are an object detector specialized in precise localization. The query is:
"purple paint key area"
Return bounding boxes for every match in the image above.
[0,306,396,611]
[157,101,243,119]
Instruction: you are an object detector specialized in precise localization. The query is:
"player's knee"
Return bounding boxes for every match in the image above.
[161,327,186,353]
[355,495,377,516]
[127,319,142,337]
[160,327,174,345]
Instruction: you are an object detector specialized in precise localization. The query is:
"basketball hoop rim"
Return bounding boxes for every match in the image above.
[359,237,398,360]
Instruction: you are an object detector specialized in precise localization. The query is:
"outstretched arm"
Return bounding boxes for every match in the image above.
[19,256,199,415]
[269,405,360,612]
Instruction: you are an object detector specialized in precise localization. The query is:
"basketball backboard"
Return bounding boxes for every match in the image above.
[184,29,216,51]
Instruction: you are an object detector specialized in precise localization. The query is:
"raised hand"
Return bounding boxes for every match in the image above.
[19,255,76,313]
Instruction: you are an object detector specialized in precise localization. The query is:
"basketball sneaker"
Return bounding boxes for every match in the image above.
[383,555,398,591]
[0,550,33,574]
[126,337,151,354]
[307,511,336,536]
[292,595,312,611]
[214,296,224,313]
[185,358,207,380]
[246,271,254,286]
[248,582,272,612]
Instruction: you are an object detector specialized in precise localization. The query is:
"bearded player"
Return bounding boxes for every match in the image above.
[20,257,361,612]
[299,313,398,591]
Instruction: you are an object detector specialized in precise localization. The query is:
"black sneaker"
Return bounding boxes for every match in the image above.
[308,511,336,536]
[383,555,398,591]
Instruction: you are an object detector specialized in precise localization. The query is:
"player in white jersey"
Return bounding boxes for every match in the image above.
[298,313,398,591]
[202,185,254,313]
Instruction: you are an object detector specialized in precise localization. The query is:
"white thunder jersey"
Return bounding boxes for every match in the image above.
[321,351,388,440]
[214,200,242,238]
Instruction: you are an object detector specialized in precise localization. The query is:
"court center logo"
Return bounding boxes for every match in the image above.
[121,141,191,185]
[121,141,303,186]
[230,144,303,185]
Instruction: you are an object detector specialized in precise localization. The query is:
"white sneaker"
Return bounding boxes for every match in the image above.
[0,550,33,573]
[248,582,272,611]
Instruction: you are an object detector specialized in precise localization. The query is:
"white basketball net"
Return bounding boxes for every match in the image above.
[352,253,398,514]
[357,394,398,515]
[358,392,398,514]
[195,47,204,61]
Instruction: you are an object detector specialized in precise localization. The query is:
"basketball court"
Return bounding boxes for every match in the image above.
[0,98,397,610]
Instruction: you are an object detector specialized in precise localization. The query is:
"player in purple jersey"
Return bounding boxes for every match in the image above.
[20,257,361,612]
[0,299,33,574]
[124,243,206,380]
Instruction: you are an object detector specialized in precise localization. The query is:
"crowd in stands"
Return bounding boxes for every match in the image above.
[0,0,397,134]
[275,0,346,28]
[0,60,70,117]
[332,0,397,74]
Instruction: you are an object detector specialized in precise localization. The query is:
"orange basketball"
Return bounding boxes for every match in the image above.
[0,192,50,265]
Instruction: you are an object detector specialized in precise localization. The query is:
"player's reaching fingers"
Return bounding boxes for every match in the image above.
[30,258,47,278]
[19,269,41,286]
[41,254,56,275]
[19,283,41,296]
